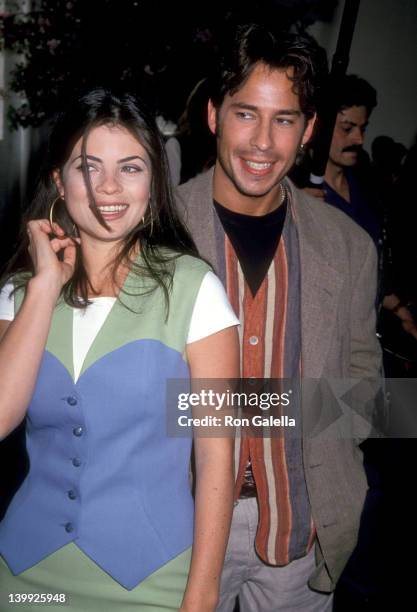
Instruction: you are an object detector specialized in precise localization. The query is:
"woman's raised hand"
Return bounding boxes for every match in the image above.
[27,220,78,293]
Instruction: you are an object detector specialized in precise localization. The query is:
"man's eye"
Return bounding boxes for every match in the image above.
[342,127,352,134]
[236,111,254,120]
[276,118,293,126]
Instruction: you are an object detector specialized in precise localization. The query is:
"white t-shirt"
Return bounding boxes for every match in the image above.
[0,271,239,382]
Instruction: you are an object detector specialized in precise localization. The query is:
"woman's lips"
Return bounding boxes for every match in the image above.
[96,204,129,221]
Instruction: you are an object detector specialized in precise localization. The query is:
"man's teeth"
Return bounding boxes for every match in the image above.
[245,161,272,170]
[97,205,128,213]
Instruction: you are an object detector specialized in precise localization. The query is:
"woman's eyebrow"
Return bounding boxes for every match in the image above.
[118,155,145,163]
[71,154,147,164]
[71,154,101,163]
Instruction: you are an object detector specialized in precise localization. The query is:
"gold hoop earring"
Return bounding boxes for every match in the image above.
[49,195,77,237]
[49,196,62,229]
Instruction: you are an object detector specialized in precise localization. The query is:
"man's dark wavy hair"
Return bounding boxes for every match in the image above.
[334,74,377,115]
[209,23,327,120]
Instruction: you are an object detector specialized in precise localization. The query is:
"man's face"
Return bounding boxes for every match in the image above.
[329,105,369,168]
[208,63,315,210]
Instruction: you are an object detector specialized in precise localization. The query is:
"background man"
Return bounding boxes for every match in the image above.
[301,75,417,340]
[320,75,380,244]
[176,24,381,612]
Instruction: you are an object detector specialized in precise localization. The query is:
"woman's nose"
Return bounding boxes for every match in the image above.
[95,172,122,194]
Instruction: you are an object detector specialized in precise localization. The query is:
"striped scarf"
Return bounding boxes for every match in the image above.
[216,195,315,565]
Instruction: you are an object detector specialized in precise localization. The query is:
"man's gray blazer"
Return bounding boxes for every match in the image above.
[176,169,382,592]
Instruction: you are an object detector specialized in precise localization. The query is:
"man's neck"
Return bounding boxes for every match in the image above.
[212,162,283,216]
[325,161,350,202]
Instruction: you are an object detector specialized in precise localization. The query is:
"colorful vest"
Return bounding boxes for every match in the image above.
[0,254,209,590]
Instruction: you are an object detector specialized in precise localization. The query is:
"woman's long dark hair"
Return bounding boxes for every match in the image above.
[2,87,199,310]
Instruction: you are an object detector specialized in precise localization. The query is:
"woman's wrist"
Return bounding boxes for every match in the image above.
[181,583,219,612]
[27,275,62,304]
[180,598,218,612]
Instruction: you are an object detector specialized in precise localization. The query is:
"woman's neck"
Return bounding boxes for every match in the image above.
[81,238,138,297]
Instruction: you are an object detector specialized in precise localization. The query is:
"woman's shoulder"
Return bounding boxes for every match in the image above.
[0,273,34,319]
[155,248,211,278]
[0,281,16,321]
[172,254,212,292]
[173,253,211,275]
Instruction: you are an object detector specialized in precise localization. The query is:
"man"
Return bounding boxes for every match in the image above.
[304,75,417,350]
[176,24,381,611]
[319,75,380,244]
[323,74,381,244]
[303,76,417,609]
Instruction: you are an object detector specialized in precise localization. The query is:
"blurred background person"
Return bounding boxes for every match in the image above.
[165,78,216,186]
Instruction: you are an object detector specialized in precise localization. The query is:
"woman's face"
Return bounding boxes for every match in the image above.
[54,123,152,245]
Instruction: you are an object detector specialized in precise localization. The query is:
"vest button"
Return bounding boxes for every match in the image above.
[72,457,81,467]
[73,426,83,437]
[67,490,77,500]
[65,522,74,533]
[249,335,259,346]
[67,396,78,406]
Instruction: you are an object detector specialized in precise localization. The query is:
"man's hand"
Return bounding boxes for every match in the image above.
[383,294,417,341]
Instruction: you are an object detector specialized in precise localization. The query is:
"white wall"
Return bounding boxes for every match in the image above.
[309,0,417,151]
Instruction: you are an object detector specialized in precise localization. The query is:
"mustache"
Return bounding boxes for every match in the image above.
[343,145,362,153]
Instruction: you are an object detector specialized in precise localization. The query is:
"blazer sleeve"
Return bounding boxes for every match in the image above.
[349,237,384,440]
[349,237,382,379]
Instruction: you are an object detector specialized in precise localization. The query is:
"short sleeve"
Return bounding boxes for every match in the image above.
[0,283,15,321]
[187,271,239,344]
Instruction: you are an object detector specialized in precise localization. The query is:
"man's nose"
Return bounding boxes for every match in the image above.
[351,127,364,146]
[250,120,273,151]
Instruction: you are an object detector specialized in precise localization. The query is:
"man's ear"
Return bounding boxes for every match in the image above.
[207,99,217,135]
[301,113,317,146]
[52,169,64,198]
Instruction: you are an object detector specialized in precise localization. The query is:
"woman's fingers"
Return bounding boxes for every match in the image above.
[26,219,77,287]
[62,243,77,275]
[28,219,66,238]
[51,222,66,237]
[49,237,77,253]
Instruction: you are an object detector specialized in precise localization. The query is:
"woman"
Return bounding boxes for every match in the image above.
[0,88,239,611]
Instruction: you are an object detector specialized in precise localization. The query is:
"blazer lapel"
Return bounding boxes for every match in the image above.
[287,180,344,378]
[180,168,223,274]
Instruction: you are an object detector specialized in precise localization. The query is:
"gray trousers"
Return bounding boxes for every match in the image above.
[217,498,333,612]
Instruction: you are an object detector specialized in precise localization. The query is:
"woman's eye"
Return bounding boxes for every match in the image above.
[76,163,96,172]
[121,165,142,174]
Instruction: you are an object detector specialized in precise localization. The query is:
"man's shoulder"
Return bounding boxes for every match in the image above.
[288,179,374,252]
[175,168,214,206]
